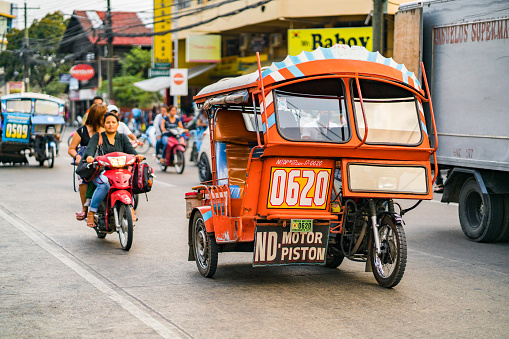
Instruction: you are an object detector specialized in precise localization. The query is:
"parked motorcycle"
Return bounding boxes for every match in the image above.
[88,152,142,251]
[160,127,186,174]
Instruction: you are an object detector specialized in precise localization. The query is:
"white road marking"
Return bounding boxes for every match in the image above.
[154,180,176,187]
[0,207,183,339]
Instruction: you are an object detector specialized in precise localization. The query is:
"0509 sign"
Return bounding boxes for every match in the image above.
[267,167,332,209]
[4,122,29,141]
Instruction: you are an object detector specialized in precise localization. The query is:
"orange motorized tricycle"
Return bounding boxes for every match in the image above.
[185,44,438,288]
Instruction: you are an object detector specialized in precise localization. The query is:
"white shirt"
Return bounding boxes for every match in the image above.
[117,121,132,135]
[153,113,163,137]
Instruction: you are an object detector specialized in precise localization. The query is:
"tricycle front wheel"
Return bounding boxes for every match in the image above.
[371,215,407,288]
[192,213,217,277]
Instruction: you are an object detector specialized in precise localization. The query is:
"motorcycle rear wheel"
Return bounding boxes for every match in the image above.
[174,150,185,174]
[371,215,407,288]
[118,204,133,251]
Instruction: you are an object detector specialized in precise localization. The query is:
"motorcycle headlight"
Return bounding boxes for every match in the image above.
[108,156,126,167]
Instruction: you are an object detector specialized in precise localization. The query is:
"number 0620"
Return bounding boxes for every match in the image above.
[267,167,331,209]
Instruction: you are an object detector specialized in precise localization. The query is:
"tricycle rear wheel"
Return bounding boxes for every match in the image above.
[192,213,217,277]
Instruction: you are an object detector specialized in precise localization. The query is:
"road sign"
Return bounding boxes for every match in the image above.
[149,68,171,78]
[170,69,188,96]
[59,74,72,83]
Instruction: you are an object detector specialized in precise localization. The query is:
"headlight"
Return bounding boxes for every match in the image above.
[108,156,126,167]
[46,126,56,134]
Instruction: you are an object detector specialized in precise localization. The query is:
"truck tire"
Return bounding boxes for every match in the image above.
[495,194,509,242]
[458,178,503,242]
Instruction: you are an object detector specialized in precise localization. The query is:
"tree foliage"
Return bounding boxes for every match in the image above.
[98,75,161,108]
[120,47,151,78]
[0,11,70,96]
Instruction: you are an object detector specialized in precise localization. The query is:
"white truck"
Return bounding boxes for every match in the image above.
[394,0,509,242]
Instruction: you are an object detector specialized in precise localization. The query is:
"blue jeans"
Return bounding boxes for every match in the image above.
[160,135,169,158]
[89,171,110,213]
[155,137,163,156]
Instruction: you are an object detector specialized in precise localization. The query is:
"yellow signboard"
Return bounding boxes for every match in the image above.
[186,34,221,63]
[288,27,373,55]
[210,54,268,77]
[153,0,172,67]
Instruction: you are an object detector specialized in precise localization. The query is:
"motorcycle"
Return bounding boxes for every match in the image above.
[160,127,187,174]
[188,126,206,165]
[136,125,156,154]
[88,152,142,251]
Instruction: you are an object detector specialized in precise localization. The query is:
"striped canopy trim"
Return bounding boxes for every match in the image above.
[261,44,421,91]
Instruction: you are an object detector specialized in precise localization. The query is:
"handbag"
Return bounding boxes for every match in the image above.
[75,133,104,181]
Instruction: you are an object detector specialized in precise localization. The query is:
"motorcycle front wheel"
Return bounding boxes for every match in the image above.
[117,204,133,251]
[137,136,150,154]
[48,146,55,168]
[371,215,407,288]
[174,150,185,174]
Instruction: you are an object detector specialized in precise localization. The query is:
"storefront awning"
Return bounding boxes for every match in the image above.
[134,64,217,92]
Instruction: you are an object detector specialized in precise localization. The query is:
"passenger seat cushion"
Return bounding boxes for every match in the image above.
[214,110,259,144]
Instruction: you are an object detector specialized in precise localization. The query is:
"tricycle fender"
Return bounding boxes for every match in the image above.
[188,206,213,261]
[110,190,133,208]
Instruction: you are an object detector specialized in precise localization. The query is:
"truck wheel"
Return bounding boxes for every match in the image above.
[495,194,509,242]
[325,246,344,268]
[458,179,503,242]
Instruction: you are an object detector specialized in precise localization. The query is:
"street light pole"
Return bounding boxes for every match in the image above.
[106,0,114,102]
[173,1,179,109]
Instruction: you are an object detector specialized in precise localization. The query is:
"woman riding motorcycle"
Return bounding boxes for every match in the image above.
[85,112,144,227]
[68,104,106,220]
[160,105,188,162]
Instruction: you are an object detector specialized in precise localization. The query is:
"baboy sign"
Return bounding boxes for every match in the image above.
[70,64,95,81]
[253,223,329,266]
[170,68,188,96]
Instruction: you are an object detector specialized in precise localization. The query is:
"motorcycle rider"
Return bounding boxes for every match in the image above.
[85,112,144,227]
[107,105,141,146]
[160,105,188,163]
[153,105,168,158]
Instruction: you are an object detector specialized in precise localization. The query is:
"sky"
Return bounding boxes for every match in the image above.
[10,0,154,29]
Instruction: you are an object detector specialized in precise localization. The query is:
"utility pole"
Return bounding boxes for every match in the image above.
[372,0,386,54]
[106,0,114,102]
[172,1,179,109]
[14,2,39,92]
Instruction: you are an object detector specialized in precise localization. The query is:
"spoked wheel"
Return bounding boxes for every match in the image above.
[198,153,212,183]
[174,150,185,174]
[137,136,150,154]
[371,215,407,288]
[117,204,133,251]
[192,213,218,277]
[160,159,168,172]
[48,146,55,168]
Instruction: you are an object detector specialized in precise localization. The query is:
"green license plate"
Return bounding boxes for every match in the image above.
[290,219,313,232]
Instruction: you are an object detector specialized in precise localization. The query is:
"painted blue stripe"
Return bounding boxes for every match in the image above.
[421,121,428,135]
[289,55,301,65]
[414,78,421,88]
[267,113,276,129]
[396,63,403,71]
[230,185,240,199]
[262,122,266,133]
[303,51,315,61]
[403,72,408,84]
[368,52,377,63]
[287,65,305,78]
[384,58,391,66]
[203,210,212,222]
[274,61,287,69]
[261,68,273,78]
[322,47,334,60]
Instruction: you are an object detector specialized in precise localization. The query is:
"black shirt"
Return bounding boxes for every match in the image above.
[84,132,138,158]
[76,125,92,147]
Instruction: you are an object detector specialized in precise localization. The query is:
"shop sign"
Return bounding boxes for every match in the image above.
[210,54,268,77]
[8,81,23,94]
[70,64,95,81]
[186,34,221,63]
[149,68,171,78]
[288,27,373,55]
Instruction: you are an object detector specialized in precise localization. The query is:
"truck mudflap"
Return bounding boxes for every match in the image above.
[253,220,330,266]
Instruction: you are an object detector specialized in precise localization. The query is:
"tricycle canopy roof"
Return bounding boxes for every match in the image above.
[195,44,422,103]
[1,92,65,105]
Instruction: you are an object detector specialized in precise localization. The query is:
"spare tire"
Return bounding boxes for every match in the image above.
[458,178,503,242]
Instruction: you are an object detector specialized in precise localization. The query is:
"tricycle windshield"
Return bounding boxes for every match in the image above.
[34,100,60,115]
[275,90,350,143]
[6,99,32,113]
[352,79,422,145]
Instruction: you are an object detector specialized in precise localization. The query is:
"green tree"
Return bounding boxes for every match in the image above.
[98,75,161,108]
[0,11,70,96]
[120,47,151,78]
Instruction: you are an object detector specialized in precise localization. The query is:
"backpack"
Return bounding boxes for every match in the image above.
[131,162,155,194]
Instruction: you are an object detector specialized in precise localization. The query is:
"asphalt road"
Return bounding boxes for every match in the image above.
[1,137,508,338]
